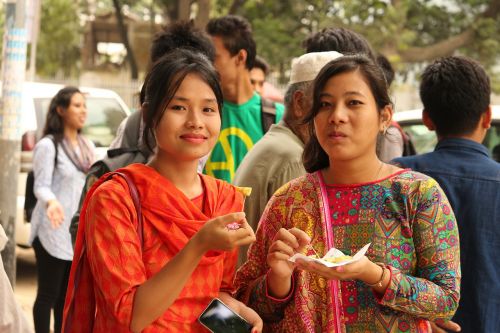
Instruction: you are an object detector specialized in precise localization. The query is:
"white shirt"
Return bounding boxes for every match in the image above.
[29,137,95,260]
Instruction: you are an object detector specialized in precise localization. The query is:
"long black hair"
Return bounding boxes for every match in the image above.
[302,55,392,173]
[42,86,82,142]
[141,48,223,152]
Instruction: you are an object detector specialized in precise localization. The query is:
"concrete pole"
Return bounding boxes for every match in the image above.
[0,0,28,286]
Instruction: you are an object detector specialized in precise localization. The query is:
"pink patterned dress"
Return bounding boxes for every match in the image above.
[234,170,460,333]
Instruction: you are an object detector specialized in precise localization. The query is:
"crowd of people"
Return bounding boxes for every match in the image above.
[1,13,499,333]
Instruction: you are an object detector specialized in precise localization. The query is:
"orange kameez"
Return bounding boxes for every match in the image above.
[63,164,244,332]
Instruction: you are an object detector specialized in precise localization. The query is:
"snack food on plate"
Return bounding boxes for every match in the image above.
[289,243,371,267]
[324,255,352,263]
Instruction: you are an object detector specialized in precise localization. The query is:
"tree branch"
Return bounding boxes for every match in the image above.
[399,0,500,63]
[399,30,474,62]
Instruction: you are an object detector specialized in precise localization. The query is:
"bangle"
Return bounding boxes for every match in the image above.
[365,262,386,288]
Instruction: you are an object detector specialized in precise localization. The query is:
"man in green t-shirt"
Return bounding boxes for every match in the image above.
[204,15,284,182]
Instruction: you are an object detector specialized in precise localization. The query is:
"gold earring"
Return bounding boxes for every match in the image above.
[381,126,388,136]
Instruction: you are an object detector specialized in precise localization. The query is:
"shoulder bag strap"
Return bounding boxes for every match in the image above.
[63,171,143,333]
[45,134,58,169]
[103,172,143,246]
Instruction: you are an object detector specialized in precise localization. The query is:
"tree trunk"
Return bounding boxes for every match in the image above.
[158,0,177,22]
[194,0,210,28]
[483,0,500,18]
[177,0,191,20]
[169,0,180,21]
[279,61,286,85]
[229,0,246,15]
[150,0,156,40]
[112,0,139,80]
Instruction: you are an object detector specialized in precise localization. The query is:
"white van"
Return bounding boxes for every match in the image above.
[16,82,131,247]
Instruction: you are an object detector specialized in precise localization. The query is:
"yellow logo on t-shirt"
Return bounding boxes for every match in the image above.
[205,127,254,181]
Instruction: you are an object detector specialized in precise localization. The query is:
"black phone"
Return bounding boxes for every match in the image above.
[198,298,253,333]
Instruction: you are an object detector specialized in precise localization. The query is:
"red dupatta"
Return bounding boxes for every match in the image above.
[62,164,244,332]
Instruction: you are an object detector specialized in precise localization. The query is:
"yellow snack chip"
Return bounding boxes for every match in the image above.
[235,186,252,197]
[323,255,352,263]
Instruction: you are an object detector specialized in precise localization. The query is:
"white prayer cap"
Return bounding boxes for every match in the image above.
[289,51,343,84]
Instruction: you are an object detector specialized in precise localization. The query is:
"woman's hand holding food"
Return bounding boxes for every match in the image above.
[295,256,390,294]
[266,228,310,298]
[296,255,370,279]
[193,212,256,253]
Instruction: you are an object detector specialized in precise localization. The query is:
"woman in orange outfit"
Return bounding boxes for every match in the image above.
[63,49,262,332]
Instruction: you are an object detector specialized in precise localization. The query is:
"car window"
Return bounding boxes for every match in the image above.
[82,98,128,147]
[485,123,500,161]
[400,124,437,154]
[400,122,500,162]
[34,97,128,147]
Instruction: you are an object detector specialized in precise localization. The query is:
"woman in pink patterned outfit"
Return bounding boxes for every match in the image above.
[234,55,460,332]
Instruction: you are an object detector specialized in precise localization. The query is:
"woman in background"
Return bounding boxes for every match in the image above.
[30,86,95,333]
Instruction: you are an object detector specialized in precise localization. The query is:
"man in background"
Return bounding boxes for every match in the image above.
[204,15,284,182]
[393,56,500,333]
[250,56,269,96]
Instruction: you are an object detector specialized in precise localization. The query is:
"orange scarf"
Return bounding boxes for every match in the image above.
[63,164,244,332]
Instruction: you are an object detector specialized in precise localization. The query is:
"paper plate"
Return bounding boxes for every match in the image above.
[288,243,371,267]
